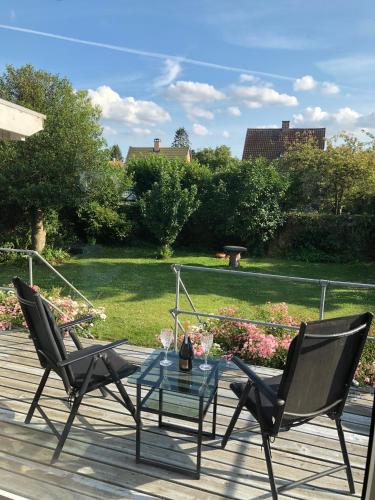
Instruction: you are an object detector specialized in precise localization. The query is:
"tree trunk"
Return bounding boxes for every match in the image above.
[31,208,46,252]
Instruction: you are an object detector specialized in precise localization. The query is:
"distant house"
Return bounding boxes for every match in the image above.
[126,138,191,162]
[242,121,325,161]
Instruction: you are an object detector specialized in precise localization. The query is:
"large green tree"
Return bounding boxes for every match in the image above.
[0,64,105,251]
[193,145,233,171]
[280,132,375,214]
[171,127,191,148]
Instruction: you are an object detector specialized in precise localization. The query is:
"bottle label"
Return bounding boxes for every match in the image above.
[180,359,189,370]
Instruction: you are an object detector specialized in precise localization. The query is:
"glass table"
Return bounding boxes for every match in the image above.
[129,350,225,478]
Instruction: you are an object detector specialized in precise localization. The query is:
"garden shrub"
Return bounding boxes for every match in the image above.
[197,302,374,387]
[0,285,106,337]
[271,213,375,262]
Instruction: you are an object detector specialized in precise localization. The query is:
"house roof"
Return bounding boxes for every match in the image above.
[126,147,190,162]
[0,98,46,141]
[242,122,326,161]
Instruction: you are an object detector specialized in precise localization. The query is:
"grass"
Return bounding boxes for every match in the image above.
[1,245,375,347]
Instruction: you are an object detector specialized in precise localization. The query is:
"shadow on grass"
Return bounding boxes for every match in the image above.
[1,248,375,320]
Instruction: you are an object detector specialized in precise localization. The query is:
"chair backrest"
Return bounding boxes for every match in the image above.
[12,277,72,391]
[273,312,373,432]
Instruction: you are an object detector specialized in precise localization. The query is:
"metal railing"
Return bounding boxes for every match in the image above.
[0,248,93,318]
[170,263,375,349]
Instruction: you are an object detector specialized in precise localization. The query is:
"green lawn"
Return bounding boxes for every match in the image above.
[1,245,375,346]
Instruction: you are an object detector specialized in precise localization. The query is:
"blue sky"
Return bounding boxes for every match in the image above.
[1,0,375,157]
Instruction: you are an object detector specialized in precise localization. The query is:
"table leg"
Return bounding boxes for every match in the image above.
[159,388,163,427]
[196,396,204,479]
[212,389,218,438]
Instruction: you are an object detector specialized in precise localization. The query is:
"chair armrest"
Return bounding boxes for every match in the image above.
[58,338,129,367]
[58,315,94,331]
[232,356,284,406]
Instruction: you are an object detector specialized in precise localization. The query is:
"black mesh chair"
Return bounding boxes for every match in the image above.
[13,277,139,463]
[221,312,373,499]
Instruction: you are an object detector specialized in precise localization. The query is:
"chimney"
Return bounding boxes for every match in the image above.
[282,121,290,131]
[153,138,161,152]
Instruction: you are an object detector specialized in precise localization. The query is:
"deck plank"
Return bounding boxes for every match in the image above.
[0,331,372,499]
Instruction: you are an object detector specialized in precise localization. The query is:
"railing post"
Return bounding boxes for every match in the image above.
[174,265,181,352]
[319,280,329,320]
[28,255,33,287]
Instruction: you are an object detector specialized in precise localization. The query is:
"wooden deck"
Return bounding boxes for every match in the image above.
[0,331,372,500]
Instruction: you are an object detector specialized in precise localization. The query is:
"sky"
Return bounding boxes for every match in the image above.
[1,0,375,157]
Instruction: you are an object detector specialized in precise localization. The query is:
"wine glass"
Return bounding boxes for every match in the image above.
[160,328,173,366]
[200,333,213,371]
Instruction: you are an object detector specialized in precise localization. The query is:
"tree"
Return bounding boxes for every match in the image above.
[192,158,288,251]
[139,162,199,257]
[193,145,233,171]
[280,132,375,214]
[109,144,123,161]
[0,64,105,251]
[171,127,191,148]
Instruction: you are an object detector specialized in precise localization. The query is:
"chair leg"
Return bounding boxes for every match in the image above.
[115,380,137,422]
[25,368,51,424]
[51,395,82,464]
[336,418,355,494]
[262,433,278,500]
[221,401,243,449]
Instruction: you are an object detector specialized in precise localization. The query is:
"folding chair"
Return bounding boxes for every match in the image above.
[221,312,373,499]
[13,277,139,463]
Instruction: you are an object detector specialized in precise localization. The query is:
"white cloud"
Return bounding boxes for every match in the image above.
[231,85,298,107]
[239,73,256,82]
[293,75,317,91]
[292,105,372,132]
[333,107,360,125]
[222,130,230,138]
[227,106,241,116]
[102,125,118,135]
[165,80,225,103]
[154,58,181,87]
[132,127,152,135]
[293,75,340,95]
[88,85,171,126]
[293,106,329,124]
[192,123,210,136]
[321,81,340,95]
[184,105,214,120]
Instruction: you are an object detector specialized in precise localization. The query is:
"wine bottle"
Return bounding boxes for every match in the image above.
[179,332,194,372]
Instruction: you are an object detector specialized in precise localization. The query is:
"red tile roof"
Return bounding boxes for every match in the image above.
[242,121,326,160]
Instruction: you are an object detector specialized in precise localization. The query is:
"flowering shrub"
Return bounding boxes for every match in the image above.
[0,285,106,337]
[206,303,375,387]
[206,304,298,369]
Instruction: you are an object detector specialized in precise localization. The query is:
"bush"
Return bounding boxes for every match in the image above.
[0,285,106,337]
[138,161,199,256]
[270,213,375,262]
[180,158,288,252]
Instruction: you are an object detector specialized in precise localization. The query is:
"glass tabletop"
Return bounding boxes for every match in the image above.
[129,350,225,399]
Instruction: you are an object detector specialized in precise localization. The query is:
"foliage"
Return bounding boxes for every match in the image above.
[0,64,105,251]
[193,145,233,171]
[139,162,199,256]
[271,213,375,262]
[280,132,375,215]
[207,304,298,369]
[355,341,375,387]
[109,144,123,161]
[77,161,133,243]
[186,158,288,252]
[171,127,191,148]
[41,247,70,265]
[0,285,106,337]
